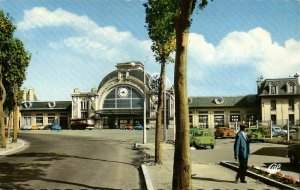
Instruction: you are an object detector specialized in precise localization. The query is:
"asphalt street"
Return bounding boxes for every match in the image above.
[0,131,147,189]
[0,129,299,189]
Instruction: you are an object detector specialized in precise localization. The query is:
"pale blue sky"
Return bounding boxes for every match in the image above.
[1,0,299,101]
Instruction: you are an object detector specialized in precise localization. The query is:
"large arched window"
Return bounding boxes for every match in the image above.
[103,86,143,109]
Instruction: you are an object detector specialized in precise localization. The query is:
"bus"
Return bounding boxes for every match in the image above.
[70,118,95,130]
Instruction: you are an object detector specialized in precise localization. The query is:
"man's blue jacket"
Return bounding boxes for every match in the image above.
[234,131,250,159]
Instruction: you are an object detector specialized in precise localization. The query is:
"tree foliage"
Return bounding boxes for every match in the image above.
[144,0,176,164]
[0,10,31,146]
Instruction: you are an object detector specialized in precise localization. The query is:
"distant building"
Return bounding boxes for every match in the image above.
[71,61,174,129]
[19,101,72,129]
[188,73,300,128]
[257,73,300,126]
[18,62,300,130]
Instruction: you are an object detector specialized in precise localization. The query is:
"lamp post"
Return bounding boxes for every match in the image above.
[116,61,147,144]
[163,87,175,142]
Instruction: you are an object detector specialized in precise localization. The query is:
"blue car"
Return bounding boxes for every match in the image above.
[51,124,62,130]
[134,124,143,130]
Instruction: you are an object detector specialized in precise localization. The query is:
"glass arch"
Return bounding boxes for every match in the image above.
[103,86,144,109]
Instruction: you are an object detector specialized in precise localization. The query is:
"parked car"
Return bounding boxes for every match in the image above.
[245,127,264,142]
[272,125,282,137]
[214,127,236,138]
[284,127,300,141]
[42,125,51,130]
[123,124,133,130]
[50,124,62,130]
[31,125,39,130]
[134,124,143,130]
[190,129,215,149]
[287,144,300,165]
[20,124,31,130]
[280,124,296,136]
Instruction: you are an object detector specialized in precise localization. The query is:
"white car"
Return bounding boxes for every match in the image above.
[20,124,31,130]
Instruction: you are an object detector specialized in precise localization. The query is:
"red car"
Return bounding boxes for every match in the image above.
[123,124,133,130]
[214,127,236,138]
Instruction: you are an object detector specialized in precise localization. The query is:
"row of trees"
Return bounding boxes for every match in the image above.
[144,0,211,189]
[0,10,31,148]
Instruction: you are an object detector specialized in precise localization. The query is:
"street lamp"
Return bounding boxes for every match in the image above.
[116,61,147,144]
[164,86,175,142]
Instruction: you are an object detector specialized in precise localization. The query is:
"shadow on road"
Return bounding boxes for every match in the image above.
[251,147,287,157]
[191,174,234,183]
[7,152,138,166]
[1,151,143,189]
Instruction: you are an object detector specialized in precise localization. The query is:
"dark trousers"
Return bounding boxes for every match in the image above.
[236,157,248,182]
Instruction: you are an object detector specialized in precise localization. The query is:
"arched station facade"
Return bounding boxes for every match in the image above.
[71,61,175,129]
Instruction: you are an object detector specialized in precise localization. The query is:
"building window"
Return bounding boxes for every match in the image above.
[269,82,278,95]
[270,100,276,110]
[24,117,31,125]
[199,115,208,128]
[214,115,224,128]
[81,100,88,109]
[230,115,240,122]
[36,117,43,126]
[289,114,294,125]
[103,87,143,109]
[271,115,276,125]
[288,99,294,110]
[246,115,256,126]
[48,117,55,124]
[81,111,88,119]
[189,115,193,127]
[287,82,296,94]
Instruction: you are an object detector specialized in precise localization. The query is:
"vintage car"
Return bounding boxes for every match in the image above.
[123,124,133,130]
[134,124,143,130]
[190,129,215,149]
[287,144,300,165]
[245,127,264,142]
[214,127,236,138]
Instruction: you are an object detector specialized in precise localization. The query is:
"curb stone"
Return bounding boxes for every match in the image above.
[142,164,155,190]
[0,139,26,156]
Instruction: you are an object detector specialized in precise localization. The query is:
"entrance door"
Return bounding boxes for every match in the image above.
[60,117,68,129]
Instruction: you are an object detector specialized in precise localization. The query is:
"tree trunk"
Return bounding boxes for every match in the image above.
[6,111,12,139]
[0,64,7,148]
[12,103,18,143]
[172,0,193,189]
[155,61,166,164]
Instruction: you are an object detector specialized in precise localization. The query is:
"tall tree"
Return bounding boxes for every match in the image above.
[172,1,210,189]
[4,38,31,143]
[0,10,30,147]
[144,0,176,164]
[0,11,15,148]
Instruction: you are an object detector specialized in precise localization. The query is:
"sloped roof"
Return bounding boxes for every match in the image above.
[20,101,72,111]
[258,77,300,96]
[188,95,259,108]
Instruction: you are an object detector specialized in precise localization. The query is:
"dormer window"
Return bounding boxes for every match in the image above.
[287,81,296,94]
[269,82,278,95]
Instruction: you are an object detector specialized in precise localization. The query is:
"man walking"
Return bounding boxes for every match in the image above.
[234,124,250,183]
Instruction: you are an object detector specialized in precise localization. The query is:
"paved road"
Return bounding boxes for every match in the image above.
[1,129,298,189]
[191,138,299,179]
[0,130,151,189]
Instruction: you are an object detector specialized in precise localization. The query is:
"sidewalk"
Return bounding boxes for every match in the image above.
[140,143,279,190]
[0,139,26,156]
